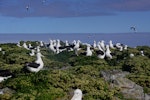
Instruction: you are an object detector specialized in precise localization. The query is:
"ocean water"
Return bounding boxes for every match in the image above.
[0,33,149,47]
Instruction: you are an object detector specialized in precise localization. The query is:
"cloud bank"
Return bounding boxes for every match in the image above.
[0,0,150,18]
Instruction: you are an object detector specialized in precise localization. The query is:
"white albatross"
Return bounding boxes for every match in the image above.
[49,40,56,53]
[71,89,82,100]
[23,42,29,50]
[109,40,115,49]
[93,40,97,49]
[29,49,35,56]
[25,52,44,72]
[86,44,92,56]
[96,49,105,59]
[73,40,81,56]
[140,51,145,56]
[0,70,13,83]
[40,41,44,47]
[65,40,69,46]
[100,40,105,51]
[129,53,134,58]
[16,42,21,47]
[105,45,112,59]
[115,43,123,51]
[96,44,105,59]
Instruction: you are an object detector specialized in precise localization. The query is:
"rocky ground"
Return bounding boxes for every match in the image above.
[101,70,150,100]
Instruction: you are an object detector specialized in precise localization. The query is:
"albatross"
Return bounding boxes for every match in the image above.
[0,70,13,83]
[71,89,82,100]
[26,5,29,11]
[86,44,92,56]
[105,45,112,59]
[29,49,35,56]
[96,49,105,59]
[109,40,115,49]
[25,52,44,72]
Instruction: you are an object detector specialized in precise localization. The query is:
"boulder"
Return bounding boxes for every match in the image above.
[101,70,149,100]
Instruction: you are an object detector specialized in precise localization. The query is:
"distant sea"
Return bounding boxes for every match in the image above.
[0,33,149,47]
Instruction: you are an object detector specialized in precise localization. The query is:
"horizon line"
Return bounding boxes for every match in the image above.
[0,32,149,34]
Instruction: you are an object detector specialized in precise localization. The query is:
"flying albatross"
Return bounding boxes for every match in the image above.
[130,26,136,33]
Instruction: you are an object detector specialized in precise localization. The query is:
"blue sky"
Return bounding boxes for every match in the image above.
[0,0,150,33]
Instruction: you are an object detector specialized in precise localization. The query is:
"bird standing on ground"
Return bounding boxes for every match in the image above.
[96,49,105,59]
[23,42,29,50]
[29,49,35,56]
[71,89,82,100]
[109,40,115,49]
[25,52,44,72]
[49,40,56,53]
[86,44,92,56]
[73,40,81,56]
[93,40,97,49]
[0,70,13,83]
[105,45,112,59]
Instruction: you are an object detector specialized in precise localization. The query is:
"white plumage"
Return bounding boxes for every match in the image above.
[86,44,92,56]
[109,40,115,49]
[23,42,29,50]
[26,52,44,72]
[49,40,56,53]
[100,40,105,51]
[105,45,112,59]
[29,49,35,56]
[93,40,97,49]
[71,89,82,100]
[0,70,13,83]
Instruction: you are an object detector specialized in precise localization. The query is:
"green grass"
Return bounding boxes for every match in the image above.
[0,41,150,99]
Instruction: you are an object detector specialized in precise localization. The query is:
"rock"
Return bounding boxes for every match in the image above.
[0,87,15,95]
[101,70,148,100]
[145,94,150,100]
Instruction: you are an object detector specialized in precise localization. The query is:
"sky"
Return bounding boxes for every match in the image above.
[0,0,150,33]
